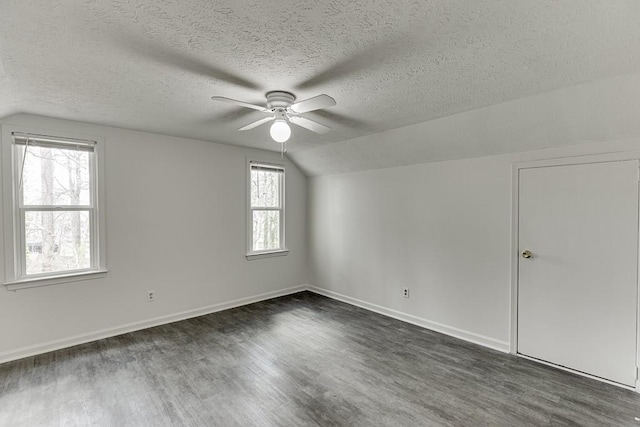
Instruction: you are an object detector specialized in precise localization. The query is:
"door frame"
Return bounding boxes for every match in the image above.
[510,152,640,392]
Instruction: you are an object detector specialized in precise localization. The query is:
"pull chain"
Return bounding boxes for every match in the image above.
[18,137,31,190]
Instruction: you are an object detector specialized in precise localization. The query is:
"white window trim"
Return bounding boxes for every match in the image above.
[246,158,288,260]
[1,125,108,290]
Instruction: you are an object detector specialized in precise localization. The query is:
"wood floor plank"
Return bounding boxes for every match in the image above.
[1,291,640,426]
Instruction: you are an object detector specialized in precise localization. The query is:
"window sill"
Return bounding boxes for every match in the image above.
[246,250,289,260]
[4,269,108,291]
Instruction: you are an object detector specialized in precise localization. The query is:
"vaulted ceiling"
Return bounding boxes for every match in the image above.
[1,1,640,172]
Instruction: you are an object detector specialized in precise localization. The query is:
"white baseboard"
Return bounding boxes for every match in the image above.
[307,286,510,353]
[1,284,510,365]
[0,285,308,365]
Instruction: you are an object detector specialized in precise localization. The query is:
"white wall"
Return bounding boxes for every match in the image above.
[308,137,640,352]
[0,114,307,362]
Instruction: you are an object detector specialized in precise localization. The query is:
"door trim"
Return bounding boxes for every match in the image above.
[510,152,640,392]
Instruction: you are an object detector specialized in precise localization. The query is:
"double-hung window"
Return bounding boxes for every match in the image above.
[248,161,286,257]
[2,129,106,289]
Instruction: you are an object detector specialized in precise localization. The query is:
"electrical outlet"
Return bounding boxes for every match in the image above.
[147,291,155,302]
[402,287,409,298]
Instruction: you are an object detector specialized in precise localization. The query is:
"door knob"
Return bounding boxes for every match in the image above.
[521,250,532,259]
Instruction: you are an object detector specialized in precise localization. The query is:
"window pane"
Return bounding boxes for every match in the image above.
[22,146,91,206]
[251,169,280,208]
[252,210,280,251]
[25,210,91,274]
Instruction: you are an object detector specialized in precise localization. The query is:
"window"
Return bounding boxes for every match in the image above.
[2,129,106,289]
[248,161,286,257]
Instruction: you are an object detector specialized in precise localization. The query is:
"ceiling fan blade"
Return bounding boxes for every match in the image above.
[212,96,269,112]
[310,109,377,132]
[112,32,259,90]
[289,116,331,134]
[239,116,274,131]
[295,30,423,91]
[193,107,256,125]
[289,95,336,113]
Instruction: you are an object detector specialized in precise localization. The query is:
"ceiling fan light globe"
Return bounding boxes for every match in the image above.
[270,120,291,143]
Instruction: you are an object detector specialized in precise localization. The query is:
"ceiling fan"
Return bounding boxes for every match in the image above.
[211,91,336,144]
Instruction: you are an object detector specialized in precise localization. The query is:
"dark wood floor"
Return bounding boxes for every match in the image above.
[1,291,640,426]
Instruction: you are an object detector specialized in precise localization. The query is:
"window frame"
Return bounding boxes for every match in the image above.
[1,125,107,290]
[246,159,287,259]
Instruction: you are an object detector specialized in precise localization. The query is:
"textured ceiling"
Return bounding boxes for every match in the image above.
[1,1,640,156]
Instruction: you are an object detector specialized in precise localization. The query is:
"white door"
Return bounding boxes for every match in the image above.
[518,160,638,386]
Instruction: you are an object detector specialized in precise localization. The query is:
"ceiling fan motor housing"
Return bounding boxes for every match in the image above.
[211,91,334,136]
[266,91,296,109]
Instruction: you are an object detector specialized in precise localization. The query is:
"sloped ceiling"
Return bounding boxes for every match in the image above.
[1,1,640,174]
[290,73,640,176]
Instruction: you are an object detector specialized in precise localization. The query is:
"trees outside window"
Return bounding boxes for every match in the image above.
[22,144,92,274]
[2,131,106,287]
[248,162,284,254]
